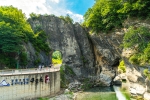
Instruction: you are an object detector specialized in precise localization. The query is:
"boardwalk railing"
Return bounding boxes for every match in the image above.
[0,66,60,76]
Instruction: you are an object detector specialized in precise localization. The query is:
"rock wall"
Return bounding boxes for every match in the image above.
[25,15,123,86]
[0,71,60,100]
[27,15,94,79]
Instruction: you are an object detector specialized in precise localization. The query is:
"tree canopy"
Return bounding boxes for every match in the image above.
[83,0,150,34]
[0,6,34,68]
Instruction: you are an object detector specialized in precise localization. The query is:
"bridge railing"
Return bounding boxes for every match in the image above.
[0,67,60,76]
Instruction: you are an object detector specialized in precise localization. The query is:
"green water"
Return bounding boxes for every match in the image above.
[76,87,118,100]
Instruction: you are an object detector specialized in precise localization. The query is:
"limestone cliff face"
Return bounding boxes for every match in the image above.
[24,15,124,86]
[25,15,150,98]
[27,15,94,78]
[90,31,124,86]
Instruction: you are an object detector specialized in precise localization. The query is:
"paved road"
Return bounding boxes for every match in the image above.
[0,64,61,76]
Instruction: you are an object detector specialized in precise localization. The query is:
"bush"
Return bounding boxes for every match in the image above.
[118,60,126,73]
[143,69,150,80]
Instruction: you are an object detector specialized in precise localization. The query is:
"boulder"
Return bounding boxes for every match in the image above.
[144,92,150,100]
[130,88,136,95]
[130,83,146,95]
[127,74,138,83]
[146,78,150,93]
[113,80,122,86]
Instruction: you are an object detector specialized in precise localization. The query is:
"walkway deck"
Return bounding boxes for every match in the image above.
[0,64,61,76]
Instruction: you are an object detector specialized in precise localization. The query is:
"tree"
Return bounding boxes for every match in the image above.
[83,0,123,33]
[83,0,150,34]
[0,6,34,68]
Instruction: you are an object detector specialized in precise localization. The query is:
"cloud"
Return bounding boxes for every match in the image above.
[0,0,83,22]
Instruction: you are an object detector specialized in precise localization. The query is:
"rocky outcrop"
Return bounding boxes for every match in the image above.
[89,31,124,86]
[25,15,124,87]
[27,15,94,78]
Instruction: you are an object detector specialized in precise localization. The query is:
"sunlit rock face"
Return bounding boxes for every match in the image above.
[90,31,124,86]
[26,15,124,86]
[27,15,94,78]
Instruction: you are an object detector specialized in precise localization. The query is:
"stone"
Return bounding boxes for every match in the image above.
[146,78,150,93]
[130,88,136,95]
[144,92,150,100]
[113,76,121,81]
[130,83,146,95]
[127,74,138,82]
[113,80,122,86]
[64,89,70,94]
[97,71,115,86]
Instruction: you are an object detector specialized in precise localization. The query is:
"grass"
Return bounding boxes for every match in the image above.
[77,92,117,100]
[120,88,131,100]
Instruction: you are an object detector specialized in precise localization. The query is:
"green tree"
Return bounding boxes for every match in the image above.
[83,0,150,34]
[83,0,124,33]
[0,6,34,68]
[123,26,150,65]
[60,14,73,23]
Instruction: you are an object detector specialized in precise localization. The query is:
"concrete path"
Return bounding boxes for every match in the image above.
[0,64,61,76]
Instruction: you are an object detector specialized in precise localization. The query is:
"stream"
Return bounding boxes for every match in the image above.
[75,86,127,100]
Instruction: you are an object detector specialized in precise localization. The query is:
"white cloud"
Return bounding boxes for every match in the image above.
[0,0,83,22]
[51,0,59,3]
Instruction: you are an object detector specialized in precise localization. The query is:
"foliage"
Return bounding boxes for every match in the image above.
[60,65,67,88]
[29,12,40,19]
[32,30,50,54]
[83,0,150,33]
[0,6,34,68]
[77,91,117,100]
[83,0,125,33]
[123,26,150,65]
[123,26,150,50]
[52,51,62,64]
[120,88,131,100]
[34,58,41,66]
[143,69,150,80]
[60,64,75,88]
[81,78,92,90]
[19,52,28,66]
[118,60,126,73]
[60,14,73,23]
[0,6,51,69]
[52,51,62,59]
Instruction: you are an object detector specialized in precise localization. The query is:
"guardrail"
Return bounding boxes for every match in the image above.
[0,67,60,76]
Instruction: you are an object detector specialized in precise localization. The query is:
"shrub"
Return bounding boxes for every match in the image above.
[118,60,126,73]
[143,69,150,80]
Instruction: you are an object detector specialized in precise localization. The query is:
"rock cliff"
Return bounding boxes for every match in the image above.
[27,15,94,78]
[26,16,150,99]
[24,15,123,87]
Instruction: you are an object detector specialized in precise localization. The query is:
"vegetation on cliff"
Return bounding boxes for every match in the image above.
[0,6,34,68]
[52,51,62,64]
[0,6,50,69]
[123,26,150,65]
[83,0,150,33]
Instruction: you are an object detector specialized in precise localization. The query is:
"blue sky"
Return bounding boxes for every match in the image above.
[0,0,94,22]
[66,0,94,15]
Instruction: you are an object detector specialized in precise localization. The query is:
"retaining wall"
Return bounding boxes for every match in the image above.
[0,71,60,100]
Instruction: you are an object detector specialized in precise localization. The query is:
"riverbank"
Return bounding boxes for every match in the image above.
[75,87,117,100]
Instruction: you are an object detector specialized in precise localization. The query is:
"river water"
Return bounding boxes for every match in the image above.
[75,86,126,100]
